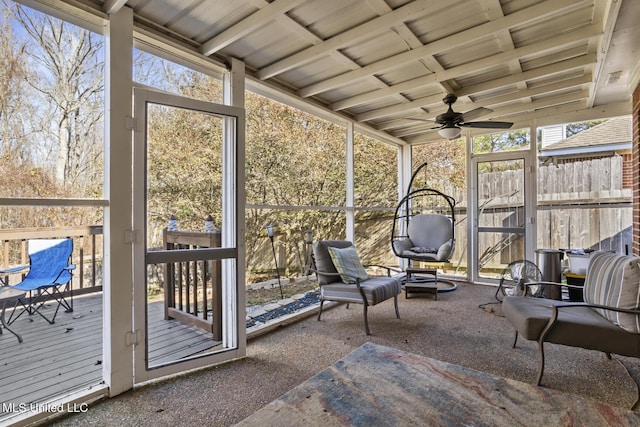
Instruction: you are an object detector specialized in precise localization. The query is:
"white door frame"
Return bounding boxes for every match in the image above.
[469,150,534,284]
[132,87,245,383]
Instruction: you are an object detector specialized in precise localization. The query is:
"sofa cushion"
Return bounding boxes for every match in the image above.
[502,296,640,357]
[328,245,369,284]
[583,251,640,333]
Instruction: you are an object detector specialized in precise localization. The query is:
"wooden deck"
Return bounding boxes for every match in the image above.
[0,292,221,419]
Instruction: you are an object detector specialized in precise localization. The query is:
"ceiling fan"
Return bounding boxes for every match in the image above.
[409,94,513,139]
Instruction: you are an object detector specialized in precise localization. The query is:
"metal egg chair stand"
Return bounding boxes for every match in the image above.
[391,163,458,295]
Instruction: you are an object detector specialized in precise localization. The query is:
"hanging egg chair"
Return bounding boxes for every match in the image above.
[391,163,458,293]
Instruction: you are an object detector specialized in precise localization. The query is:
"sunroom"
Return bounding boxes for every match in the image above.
[1,0,640,425]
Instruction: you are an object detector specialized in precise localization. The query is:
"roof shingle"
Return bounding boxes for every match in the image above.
[542,117,632,152]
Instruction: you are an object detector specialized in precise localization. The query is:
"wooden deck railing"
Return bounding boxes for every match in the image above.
[163,230,222,340]
[1,226,223,340]
[0,226,103,295]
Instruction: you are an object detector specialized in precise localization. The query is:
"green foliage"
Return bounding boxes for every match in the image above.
[245,93,346,207]
[412,139,466,193]
[566,120,605,137]
[472,129,530,154]
[138,70,358,274]
[244,93,349,273]
[146,104,224,232]
[354,134,398,207]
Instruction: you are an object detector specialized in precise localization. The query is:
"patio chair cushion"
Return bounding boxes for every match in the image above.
[503,253,640,388]
[313,239,403,335]
[393,214,454,262]
[320,275,403,306]
[327,245,369,284]
[313,240,355,286]
[436,239,453,261]
[408,214,452,248]
[583,251,640,333]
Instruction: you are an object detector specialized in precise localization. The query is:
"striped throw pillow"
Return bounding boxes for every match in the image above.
[328,245,369,284]
[584,251,640,333]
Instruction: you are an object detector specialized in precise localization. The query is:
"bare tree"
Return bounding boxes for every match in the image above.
[14,3,104,191]
[0,3,29,161]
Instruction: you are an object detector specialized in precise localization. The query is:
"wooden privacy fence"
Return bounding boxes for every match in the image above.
[340,156,632,273]
[538,156,624,197]
[474,156,632,265]
[536,157,632,253]
[433,155,627,205]
[162,229,222,340]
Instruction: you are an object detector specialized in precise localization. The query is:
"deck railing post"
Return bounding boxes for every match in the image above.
[162,229,222,340]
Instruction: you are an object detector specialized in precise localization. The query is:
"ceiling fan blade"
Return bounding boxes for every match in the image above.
[461,107,492,122]
[460,121,513,129]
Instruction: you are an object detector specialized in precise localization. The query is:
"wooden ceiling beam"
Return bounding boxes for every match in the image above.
[331,53,595,112]
[103,0,128,14]
[256,0,433,80]
[357,70,593,123]
[457,54,595,97]
[298,0,582,97]
[200,0,305,56]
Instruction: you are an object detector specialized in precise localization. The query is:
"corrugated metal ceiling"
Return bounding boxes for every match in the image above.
[54,0,640,144]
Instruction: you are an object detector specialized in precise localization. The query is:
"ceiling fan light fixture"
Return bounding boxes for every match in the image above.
[438,125,461,140]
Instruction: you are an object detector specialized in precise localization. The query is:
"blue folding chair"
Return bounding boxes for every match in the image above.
[2,238,75,325]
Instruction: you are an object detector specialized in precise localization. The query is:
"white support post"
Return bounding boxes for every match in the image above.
[527,122,538,261]
[400,144,412,198]
[466,133,477,283]
[224,57,245,108]
[222,58,246,351]
[397,144,412,270]
[103,5,134,397]
[346,121,355,242]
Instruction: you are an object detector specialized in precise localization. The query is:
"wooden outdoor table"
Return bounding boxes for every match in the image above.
[404,267,439,299]
[0,287,25,343]
[237,342,640,426]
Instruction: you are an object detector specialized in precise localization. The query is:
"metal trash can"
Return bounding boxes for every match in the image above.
[535,249,564,300]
